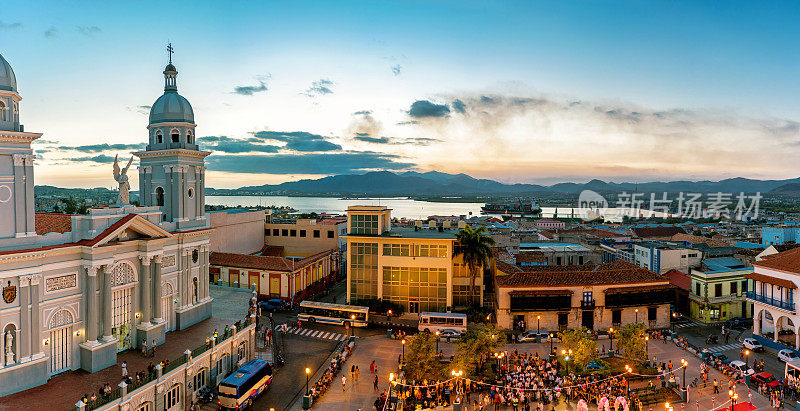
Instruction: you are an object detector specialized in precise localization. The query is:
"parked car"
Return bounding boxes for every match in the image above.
[711,353,731,365]
[519,331,539,342]
[728,360,754,376]
[743,338,764,352]
[726,317,754,329]
[751,372,781,390]
[779,349,800,363]
[259,298,287,312]
[439,329,462,340]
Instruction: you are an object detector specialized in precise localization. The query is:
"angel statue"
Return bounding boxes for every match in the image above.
[113,154,134,205]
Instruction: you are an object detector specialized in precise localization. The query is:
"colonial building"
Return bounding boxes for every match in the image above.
[688,257,752,323]
[494,260,673,331]
[747,247,800,350]
[0,53,212,396]
[344,206,481,313]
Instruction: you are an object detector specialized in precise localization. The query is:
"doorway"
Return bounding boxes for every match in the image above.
[409,301,420,314]
[581,310,594,330]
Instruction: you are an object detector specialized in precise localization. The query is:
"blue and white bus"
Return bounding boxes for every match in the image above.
[218,359,273,410]
[298,301,369,327]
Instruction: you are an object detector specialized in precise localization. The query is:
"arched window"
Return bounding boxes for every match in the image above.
[155,187,164,206]
[171,129,179,143]
[155,130,163,144]
[186,131,193,144]
[0,101,5,121]
[12,102,17,120]
[192,277,198,303]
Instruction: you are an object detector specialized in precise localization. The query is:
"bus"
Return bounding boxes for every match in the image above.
[418,312,467,334]
[298,301,369,327]
[218,359,273,410]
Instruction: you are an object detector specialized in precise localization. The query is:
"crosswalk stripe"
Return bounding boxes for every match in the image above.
[313,331,322,338]
[300,329,311,336]
[322,332,331,339]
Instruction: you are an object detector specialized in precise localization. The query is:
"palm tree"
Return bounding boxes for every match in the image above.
[454,225,495,306]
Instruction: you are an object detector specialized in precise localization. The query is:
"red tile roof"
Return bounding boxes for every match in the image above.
[317,218,346,225]
[211,249,333,272]
[35,212,72,235]
[753,247,800,275]
[515,251,547,264]
[254,245,284,257]
[538,231,555,239]
[670,233,729,248]
[558,228,624,238]
[745,273,797,289]
[664,269,690,291]
[631,226,686,238]
[496,260,665,287]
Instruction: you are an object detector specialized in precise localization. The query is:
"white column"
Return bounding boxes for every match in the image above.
[102,265,114,341]
[85,267,100,345]
[30,275,41,356]
[152,255,163,323]
[140,256,152,327]
[18,276,30,361]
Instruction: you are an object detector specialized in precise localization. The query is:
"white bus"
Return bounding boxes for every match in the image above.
[298,301,369,327]
[418,312,467,334]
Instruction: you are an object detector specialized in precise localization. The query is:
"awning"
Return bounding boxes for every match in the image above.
[508,290,573,297]
[604,284,675,294]
[745,273,797,289]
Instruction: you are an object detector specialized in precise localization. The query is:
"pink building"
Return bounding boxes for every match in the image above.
[535,219,566,229]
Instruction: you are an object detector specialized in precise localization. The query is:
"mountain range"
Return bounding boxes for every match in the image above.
[205,171,800,197]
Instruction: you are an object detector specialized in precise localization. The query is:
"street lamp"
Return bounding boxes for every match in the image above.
[549,333,554,354]
[645,335,650,361]
[624,365,632,393]
[435,331,440,353]
[728,389,738,411]
[681,358,688,390]
[609,327,614,353]
[401,338,406,362]
[387,310,392,326]
[350,314,355,338]
[305,367,311,395]
[635,308,639,323]
[744,349,750,368]
[537,315,541,334]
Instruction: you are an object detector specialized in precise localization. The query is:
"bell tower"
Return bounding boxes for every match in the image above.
[0,54,41,240]
[134,48,209,230]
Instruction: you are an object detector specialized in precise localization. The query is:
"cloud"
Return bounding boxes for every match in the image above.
[251,131,342,152]
[59,143,145,153]
[407,100,450,118]
[353,135,442,146]
[354,135,391,144]
[33,139,59,145]
[451,99,466,114]
[302,78,334,97]
[44,27,58,38]
[70,155,116,163]
[198,135,281,153]
[347,110,383,139]
[391,64,402,76]
[126,105,151,115]
[0,22,22,30]
[207,152,414,175]
[233,75,270,96]
[77,26,101,36]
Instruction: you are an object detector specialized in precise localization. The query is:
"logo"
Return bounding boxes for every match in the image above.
[577,190,609,221]
[3,283,16,304]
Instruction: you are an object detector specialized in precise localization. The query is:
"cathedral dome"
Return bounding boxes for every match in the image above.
[149,92,194,125]
[0,54,18,92]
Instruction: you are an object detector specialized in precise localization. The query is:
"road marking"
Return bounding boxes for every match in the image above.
[322,332,331,339]
[704,343,742,353]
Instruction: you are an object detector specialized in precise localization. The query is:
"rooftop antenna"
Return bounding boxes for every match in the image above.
[167,42,174,64]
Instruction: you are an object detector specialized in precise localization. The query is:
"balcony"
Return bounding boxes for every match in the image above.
[746,291,795,312]
[581,299,596,309]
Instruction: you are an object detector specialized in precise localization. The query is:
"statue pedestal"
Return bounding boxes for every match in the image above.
[6,352,14,365]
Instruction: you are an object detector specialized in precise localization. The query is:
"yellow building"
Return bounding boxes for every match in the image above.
[345,206,479,313]
[264,218,346,258]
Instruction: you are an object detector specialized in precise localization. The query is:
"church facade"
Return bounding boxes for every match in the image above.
[0,53,213,396]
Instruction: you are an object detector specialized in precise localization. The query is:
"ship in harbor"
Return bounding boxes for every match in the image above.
[481,200,542,216]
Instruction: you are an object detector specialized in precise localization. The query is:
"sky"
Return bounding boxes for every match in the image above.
[2,0,800,189]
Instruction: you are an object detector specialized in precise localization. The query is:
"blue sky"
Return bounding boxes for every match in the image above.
[2,0,799,188]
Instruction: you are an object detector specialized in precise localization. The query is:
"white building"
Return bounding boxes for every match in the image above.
[747,247,800,350]
[0,53,212,396]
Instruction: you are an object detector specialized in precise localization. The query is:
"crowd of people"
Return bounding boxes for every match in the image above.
[307,340,355,405]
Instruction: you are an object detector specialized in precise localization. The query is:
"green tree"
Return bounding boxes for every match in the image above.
[403,332,443,381]
[452,326,506,377]
[454,225,495,304]
[617,323,648,361]
[558,328,597,369]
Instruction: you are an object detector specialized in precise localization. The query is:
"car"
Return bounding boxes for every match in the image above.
[779,349,800,363]
[259,298,287,312]
[728,360,754,376]
[726,317,754,329]
[751,372,781,390]
[439,329,462,340]
[711,353,731,365]
[518,331,539,342]
[743,338,764,352]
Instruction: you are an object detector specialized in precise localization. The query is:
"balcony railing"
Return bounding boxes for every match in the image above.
[746,291,795,311]
[581,300,596,309]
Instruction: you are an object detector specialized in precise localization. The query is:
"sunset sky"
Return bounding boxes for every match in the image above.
[2,0,800,189]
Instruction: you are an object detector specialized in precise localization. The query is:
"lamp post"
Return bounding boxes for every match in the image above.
[635,308,639,324]
[609,327,614,353]
[562,349,572,374]
[401,338,406,362]
[350,314,356,338]
[728,389,738,411]
[625,365,631,394]
[645,335,650,360]
[435,331,440,353]
[387,310,392,326]
[549,333,554,354]
[537,315,541,334]
[305,367,311,395]
[681,358,688,390]
[744,349,750,368]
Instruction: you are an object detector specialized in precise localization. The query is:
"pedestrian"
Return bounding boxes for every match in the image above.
[355,365,360,382]
[713,378,719,394]
[726,333,730,343]
[370,360,375,373]
[351,364,355,382]
[121,361,127,378]
[151,339,156,356]
[668,360,673,372]
[373,374,379,391]
[342,375,347,391]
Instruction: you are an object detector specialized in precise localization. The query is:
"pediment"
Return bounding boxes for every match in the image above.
[85,214,173,247]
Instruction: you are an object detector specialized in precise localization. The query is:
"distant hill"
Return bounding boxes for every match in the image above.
[207,171,800,197]
[769,183,800,197]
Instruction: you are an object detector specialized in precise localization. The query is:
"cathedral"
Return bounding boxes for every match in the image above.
[0,52,213,396]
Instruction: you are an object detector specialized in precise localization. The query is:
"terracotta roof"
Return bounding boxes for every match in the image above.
[753,247,800,275]
[539,231,555,239]
[508,290,573,296]
[604,284,676,294]
[664,269,690,290]
[736,248,764,256]
[496,260,665,287]
[211,248,333,272]
[774,244,800,253]
[670,233,729,248]
[254,245,284,257]
[745,273,797,289]
[515,251,547,263]
[558,228,625,238]
[317,218,346,225]
[35,212,72,235]
[631,226,686,238]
